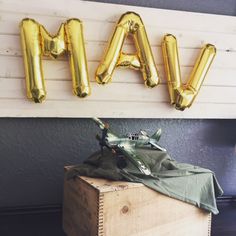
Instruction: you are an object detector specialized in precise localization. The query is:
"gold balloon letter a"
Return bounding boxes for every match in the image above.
[162,34,216,110]
[20,18,90,103]
[96,12,160,88]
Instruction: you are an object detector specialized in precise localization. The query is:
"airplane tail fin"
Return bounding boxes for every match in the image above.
[151,129,162,141]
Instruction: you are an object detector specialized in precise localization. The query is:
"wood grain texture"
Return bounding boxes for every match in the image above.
[0,0,235,118]
[63,169,212,236]
[102,184,211,236]
[63,174,99,236]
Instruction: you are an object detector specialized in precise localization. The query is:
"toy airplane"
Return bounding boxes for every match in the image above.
[92,117,166,176]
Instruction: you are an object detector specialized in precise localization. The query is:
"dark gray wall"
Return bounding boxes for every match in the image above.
[89,0,236,16]
[1,0,236,208]
[1,119,235,208]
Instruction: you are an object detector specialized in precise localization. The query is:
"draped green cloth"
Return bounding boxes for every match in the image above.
[66,148,223,214]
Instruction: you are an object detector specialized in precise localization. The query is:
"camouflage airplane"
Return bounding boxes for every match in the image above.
[92,117,166,176]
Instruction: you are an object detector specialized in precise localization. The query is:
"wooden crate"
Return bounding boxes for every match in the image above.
[63,166,211,236]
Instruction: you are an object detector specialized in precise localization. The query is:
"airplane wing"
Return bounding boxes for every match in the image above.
[117,144,151,176]
[149,140,167,152]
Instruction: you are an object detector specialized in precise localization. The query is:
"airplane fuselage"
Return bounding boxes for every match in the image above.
[107,134,151,148]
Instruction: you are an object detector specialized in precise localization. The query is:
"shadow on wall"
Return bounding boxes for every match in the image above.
[203,120,236,146]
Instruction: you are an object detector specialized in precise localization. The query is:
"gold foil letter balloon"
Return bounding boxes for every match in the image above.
[162,34,216,110]
[96,12,160,88]
[20,18,90,103]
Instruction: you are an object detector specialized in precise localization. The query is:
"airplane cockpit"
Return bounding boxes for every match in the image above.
[127,133,140,140]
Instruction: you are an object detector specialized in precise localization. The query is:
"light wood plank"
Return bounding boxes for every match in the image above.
[1,0,235,34]
[0,35,236,69]
[0,78,236,104]
[0,99,235,118]
[0,56,235,86]
[0,12,235,51]
[103,183,210,236]
[63,174,99,236]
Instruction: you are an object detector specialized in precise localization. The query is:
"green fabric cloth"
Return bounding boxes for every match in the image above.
[67,148,223,214]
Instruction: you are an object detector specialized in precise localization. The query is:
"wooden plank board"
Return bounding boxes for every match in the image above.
[0,12,236,51]
[1,56,236,86]
[0,99,235,118]
[103,183,211,236]
[0,78,236,104]
[0,0,235,118]
[1,0,235,34]
[63,174,99,236]
[1,35,236,68]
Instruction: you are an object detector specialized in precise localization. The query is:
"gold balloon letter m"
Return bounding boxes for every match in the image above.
[96,12,160,88]
[20,18,90,103]
[162,34,216,110]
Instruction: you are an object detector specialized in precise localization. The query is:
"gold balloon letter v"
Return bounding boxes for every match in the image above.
[162,34,216,110]
[96,12,160,88]
[20,18,90,103]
